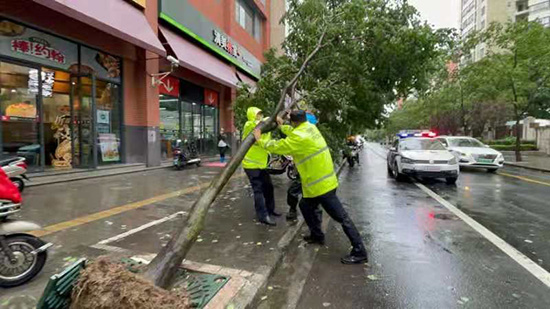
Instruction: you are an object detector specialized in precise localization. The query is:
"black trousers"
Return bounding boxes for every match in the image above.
[245,169,275,220]
[218,146,227,161]
[300,189,366,255]
[287,178,302,212]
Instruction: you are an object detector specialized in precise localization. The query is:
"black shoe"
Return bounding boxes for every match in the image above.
[286,210,298,221]
[341,253,368,265]
[270,211,282,217]
[303,235,325,245]
[260,217,277,226]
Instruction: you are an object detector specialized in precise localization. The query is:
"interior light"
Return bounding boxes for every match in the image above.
[10,89,16,93]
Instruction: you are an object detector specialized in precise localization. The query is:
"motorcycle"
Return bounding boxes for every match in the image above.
[268,155,298,180]
[343,145,360,167]
[0,169,51,287]
[1,157,28,192]
[173,139,201,170]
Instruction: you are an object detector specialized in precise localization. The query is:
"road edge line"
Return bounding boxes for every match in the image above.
[415,182,550,288]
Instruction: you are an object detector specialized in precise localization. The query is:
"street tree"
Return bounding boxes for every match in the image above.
[140,0,450,289]
[465,21,550,161]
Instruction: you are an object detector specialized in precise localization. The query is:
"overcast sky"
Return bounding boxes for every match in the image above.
[408,0,460,30]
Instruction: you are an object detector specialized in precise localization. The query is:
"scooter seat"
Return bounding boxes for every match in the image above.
[0,157,20,166]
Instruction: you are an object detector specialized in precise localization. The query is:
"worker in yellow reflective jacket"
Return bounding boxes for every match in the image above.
[242,107,279,226]
[254,110,368,264]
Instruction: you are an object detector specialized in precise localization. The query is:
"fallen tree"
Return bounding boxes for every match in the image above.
[142,26,328,288]
[74,0,452,299]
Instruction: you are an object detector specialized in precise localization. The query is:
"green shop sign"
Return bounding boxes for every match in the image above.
[159,0,261,79]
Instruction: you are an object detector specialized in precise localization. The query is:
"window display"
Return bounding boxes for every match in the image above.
[0,19,123,171]
[0,62,40,170]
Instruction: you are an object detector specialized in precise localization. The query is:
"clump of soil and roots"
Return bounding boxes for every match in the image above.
[71,257,190,309]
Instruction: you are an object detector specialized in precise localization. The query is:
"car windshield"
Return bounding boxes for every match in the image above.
[448,138,484,147]
[400,139,446,151]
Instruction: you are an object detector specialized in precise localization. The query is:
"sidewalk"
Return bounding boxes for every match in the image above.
[27,156,226,187]
[502,151,550,172]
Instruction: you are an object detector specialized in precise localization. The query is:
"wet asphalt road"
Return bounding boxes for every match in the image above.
[258,143,550,309]
[2,144,550,308]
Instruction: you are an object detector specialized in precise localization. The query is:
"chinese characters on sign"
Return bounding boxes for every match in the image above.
[28,69,55,97]
[11,38,66,64]
[213,30,240,58]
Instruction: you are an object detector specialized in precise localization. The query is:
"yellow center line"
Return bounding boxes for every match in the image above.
[30,173,245,237]
[498,172,550,187]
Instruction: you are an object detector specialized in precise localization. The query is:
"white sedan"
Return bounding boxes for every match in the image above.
[387,137,460,184]
[437,136,504,173]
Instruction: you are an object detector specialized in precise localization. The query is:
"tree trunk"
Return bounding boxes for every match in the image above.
[143,29,328,288]
[515,116,522,162]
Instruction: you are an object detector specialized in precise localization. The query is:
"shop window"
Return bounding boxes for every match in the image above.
[41,68,71,168]
[181,101,193,140]
[0,19,123,171]
[235,0,263,41]
[160,94,179,159]
[0,62,40,170]
[202,105,218,155]
[95,80,122,165]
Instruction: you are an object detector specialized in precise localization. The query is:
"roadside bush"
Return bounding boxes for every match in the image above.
[487,137,536,146]
[490,144,538,151]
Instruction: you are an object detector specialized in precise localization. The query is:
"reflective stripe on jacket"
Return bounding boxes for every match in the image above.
[259,122,338,198]
[242,107,271,169]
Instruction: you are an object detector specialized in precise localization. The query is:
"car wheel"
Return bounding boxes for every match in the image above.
[446,177,458,185]
[393,162,406,182]
[487,168,498,173]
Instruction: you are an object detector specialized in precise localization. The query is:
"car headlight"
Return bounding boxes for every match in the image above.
[401,157,414,164]
[449,157,457,165]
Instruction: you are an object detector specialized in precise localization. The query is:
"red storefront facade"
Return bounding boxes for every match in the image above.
[0,0,270,170]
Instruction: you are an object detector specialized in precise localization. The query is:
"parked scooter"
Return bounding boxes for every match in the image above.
[1,157,28,192]
[268,155,298,180]
[0,169,51,287]
[173,139,201,170]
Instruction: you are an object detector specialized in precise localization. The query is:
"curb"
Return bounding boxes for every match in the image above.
[239,160,347,309]
[504,162,550,173]
[27,157,225,187]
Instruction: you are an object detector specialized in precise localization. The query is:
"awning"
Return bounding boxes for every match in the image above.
[160,26,257,88]
[33,0,166,56]
[237,72,257,88]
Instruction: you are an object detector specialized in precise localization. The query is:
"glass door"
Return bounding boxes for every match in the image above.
[70,75,96,169]
[0,61,42,171]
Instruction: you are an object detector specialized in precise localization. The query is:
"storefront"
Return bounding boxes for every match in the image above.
[0,19,123,171]
[159,75,220,159]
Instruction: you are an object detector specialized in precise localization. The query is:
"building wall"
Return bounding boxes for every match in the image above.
[270,0,286,54]
[185,0,270,62]
[529,0,550,25]
[461,0,516,62]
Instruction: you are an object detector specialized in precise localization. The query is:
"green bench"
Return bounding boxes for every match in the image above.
[36,258,87,309]
[35,258,230,309]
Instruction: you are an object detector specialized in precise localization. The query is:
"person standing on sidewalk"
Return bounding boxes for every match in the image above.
[253,110,368,264]
[218,131,229,163]
[242,107,280,226]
